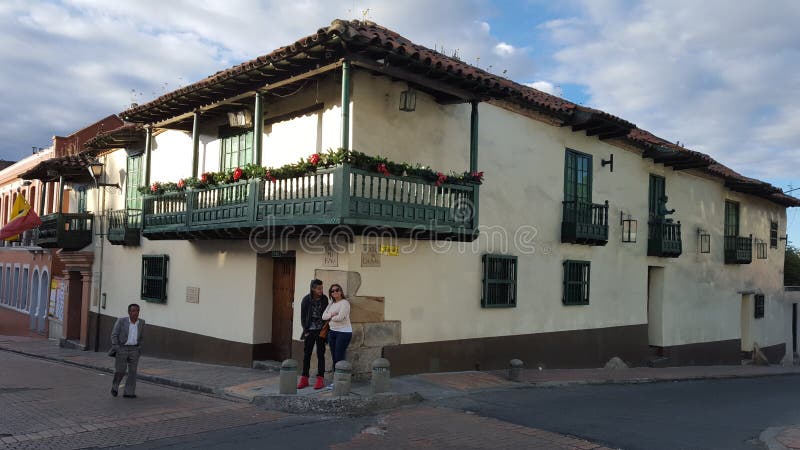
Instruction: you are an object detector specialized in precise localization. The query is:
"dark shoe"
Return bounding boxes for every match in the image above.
[123,394,137,398]
[111,388,118,397]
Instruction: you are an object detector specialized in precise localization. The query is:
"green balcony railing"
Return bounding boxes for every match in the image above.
[561,200,609,245]
[724,234,753,264]
[107,209,142,246]
[35,213,93,250]
[648,219,682,257]
[142,164,478,241]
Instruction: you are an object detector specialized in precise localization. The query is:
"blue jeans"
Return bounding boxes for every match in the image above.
[327,330,352,368]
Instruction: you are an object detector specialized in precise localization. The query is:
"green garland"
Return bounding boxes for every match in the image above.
[141,148,484,195]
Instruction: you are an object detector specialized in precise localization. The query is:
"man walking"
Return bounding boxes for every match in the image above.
[110,303,145,398]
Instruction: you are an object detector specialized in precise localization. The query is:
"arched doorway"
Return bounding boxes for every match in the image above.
[29,268,40,332]
[37,270,50,333]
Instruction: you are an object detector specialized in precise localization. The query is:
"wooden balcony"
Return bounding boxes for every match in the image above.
[647,219,682,257]
[35,213,93,250]
[107,209,141,246]
[142,164,478,241]
[724,235,752,264]
[561,200,609,245]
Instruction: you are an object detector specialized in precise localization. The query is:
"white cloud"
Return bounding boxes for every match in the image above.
[0,0,538,160]
[539,0,800,178]
[525,81,558,95]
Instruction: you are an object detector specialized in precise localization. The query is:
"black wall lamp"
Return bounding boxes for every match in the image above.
[601,154,614,172]
[698,228,711,253]
[620,211,637,243]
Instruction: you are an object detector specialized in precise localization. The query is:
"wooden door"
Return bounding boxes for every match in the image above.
[271,258,296,360]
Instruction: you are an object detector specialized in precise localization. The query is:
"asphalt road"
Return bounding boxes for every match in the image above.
[436,375,800,450]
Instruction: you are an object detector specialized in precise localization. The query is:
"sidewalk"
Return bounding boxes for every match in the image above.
[2,334,800,448]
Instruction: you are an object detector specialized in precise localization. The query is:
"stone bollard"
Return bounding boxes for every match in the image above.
[279,359,298,395]
[508,359,524,382]
[333,360,352,396]
[370,358,391,394]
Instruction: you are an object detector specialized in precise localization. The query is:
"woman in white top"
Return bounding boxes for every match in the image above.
[322,283,352,370]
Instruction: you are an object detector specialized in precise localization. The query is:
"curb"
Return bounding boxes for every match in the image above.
[525,371,800,388]
[252,391,424,416]
[0,346,216,396]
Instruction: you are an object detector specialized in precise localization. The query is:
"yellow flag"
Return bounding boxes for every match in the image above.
[4,194,31,241]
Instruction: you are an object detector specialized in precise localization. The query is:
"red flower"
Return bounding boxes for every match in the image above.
[233,167,243,181]
[265,171,277,183]
[377,163,390,176]
[309,153,321,165]
[434,172,447,187]
[470,171,484,182]
[150,182,160,193]
[177,179,185,189]
[200,172,209,184]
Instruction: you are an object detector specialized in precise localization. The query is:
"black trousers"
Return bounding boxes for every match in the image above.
[302,330,326,377]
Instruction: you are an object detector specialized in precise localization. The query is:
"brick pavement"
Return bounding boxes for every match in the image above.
[777,426,800,449]
[331,406,613,449]
[0,351,287,450]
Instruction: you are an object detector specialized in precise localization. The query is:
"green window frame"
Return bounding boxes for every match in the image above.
[563,260,590,306]
[754,294,765,319]
[126,155,144,211]
[481,254,517,308]
[141,255,168,303]
[564,149,592,203]
[724,200,739,237]
[220,127,254,171]
[648,174,666,219]
[770,221,778,249]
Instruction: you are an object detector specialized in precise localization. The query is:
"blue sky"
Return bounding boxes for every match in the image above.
[0,0,797,243]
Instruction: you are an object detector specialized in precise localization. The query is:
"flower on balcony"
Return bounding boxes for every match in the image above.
[377,163,390,176]
[309,153,321,166]
[200,172,211,184]
[470,171,484,182]
[265,170,277,183]
[150,182,161,194]
[177,179,186,190]
[233,167,243,181]
[434,172,447,187]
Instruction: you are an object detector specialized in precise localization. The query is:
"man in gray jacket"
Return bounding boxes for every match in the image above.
[110,303,145,398]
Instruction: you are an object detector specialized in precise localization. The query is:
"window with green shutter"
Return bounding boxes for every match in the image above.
[770,221,778,248]
[141,255,168,303]
[220,127,254,171]
[563,260,590,305]
[481,254,517,308]
[754,294,765,319]
[126,154,143,211]
[564,149,592,203]
[76,188,87,213]
[724,200,739,236]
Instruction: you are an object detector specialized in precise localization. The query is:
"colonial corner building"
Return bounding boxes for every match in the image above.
[2,19,798,376]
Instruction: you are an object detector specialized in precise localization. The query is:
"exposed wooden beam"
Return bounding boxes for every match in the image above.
[585,125,617,136]
[598,129,633,140]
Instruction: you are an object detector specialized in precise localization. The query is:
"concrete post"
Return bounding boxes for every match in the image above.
[279,359,298,395]
[508,359,524,382]
[333,360,352,397]
[370,358,391,394]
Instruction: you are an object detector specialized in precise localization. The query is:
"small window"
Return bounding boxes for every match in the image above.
[754,294,765,319]
[20,267,29,311]
[481,254,517,308]
[220,128,254,171]
[141,255,169,303]
[76,187,87,213]
[563,260,590,305]
[770,221,778,249]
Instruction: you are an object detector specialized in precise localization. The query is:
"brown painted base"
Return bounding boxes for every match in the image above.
[655,339,742,366]
[741,343,787,364]
[88,312,273,368]
[382,324,650,376]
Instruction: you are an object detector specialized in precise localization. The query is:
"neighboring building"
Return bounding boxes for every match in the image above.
[34,20,798,375]
[3,115,123,345]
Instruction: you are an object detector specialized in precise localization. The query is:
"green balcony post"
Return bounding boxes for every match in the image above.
[335,164,351,221]
[254,92,264,166]
[192,111,200,178]
[186,191,195,230]
[341,60,351,150]
[247,179,260,226]
[144,125,153,186]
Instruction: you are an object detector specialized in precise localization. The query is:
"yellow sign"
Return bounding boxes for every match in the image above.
[380,245,399,256]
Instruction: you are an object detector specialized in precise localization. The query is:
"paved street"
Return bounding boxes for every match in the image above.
[0,351,609,449]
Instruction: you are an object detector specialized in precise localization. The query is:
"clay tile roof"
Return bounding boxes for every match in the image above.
[19,153,96,183]
[84,123,145,152]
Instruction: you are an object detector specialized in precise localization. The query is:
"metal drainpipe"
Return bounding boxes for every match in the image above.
[341,60,351,150]
[192,112,200,178]
[470,101,479,172]
[254,92,264,166]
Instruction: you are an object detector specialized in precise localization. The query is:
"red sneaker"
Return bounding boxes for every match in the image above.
[313,376,325,390]
[297,376,309,389]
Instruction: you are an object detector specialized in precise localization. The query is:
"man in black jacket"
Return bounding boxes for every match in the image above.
[298,279,329,389]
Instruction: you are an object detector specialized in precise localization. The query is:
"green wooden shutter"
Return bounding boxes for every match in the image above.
[563,260,590,305]
[724,201,739,236]
[141,255,169,303]
[481,254,517,308]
